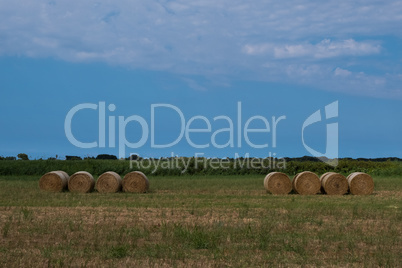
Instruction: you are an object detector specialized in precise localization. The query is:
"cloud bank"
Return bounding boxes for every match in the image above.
[0,0,402,98]
[245,39,381,59]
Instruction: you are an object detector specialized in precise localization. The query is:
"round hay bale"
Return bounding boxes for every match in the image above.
[68,171,95,193]
[292,171,320,195]
[292,173,300,192]
[122,171,149,193]
[347,172,374,195]
[264,172,292,195]
[39,171,69,192]
[96,171,122,193]
[320,172,348,195]
[317,172,333,194]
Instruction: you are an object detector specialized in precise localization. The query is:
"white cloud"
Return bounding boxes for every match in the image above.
[313,39,381,58]
[260,62,402,98]
[274,44,311,58]
[0,0,401,98]
[243,44,273,55]
[246,39,381,58]
[334,67,352,77]
[182,78,207,91]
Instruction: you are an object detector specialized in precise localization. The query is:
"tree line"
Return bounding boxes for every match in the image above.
[0,155,401,177]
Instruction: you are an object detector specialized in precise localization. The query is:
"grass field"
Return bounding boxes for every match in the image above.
[0,175,401,267]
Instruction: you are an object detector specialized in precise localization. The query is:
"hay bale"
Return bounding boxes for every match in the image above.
[96,171,122,193]
[320,172,348,195]
[292,173,300,193]
[122,171,149,193]
[39,171,69,192]
[347,172,374,195]
[292,171,320,195]
[317,172,333,194]
[68,171,95,193]
[263,172,292,195]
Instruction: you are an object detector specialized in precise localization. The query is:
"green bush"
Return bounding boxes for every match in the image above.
[17,153,29,161]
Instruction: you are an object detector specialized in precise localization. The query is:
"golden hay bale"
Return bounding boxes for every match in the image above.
[68,171,95,193]
[320,172,348,195]
[317,172,333,194]
[122,171,149,193]
[292,171,320,195]
[96,171,122,193]
[263,172,292,195]
[347,172,374,195]
[39,171,69,192]
[292,173,300,192]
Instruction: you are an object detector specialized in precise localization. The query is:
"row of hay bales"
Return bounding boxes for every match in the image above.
[40,170,374,196]
[264,171,374,195]
[39,171,149,193]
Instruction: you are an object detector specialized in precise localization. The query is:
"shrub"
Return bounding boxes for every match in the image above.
[65,156,82,160]
[17,153,29,160]
[96,154,117,160]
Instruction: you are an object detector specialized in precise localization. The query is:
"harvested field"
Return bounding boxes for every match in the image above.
[0,175,401,267]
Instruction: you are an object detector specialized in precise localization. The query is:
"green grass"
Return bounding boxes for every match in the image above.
[0,175,401,267]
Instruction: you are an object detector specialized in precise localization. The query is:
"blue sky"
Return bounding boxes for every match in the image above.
[0,1,401,159]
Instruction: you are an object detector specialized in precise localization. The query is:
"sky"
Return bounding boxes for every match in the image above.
[0,0,401,160]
